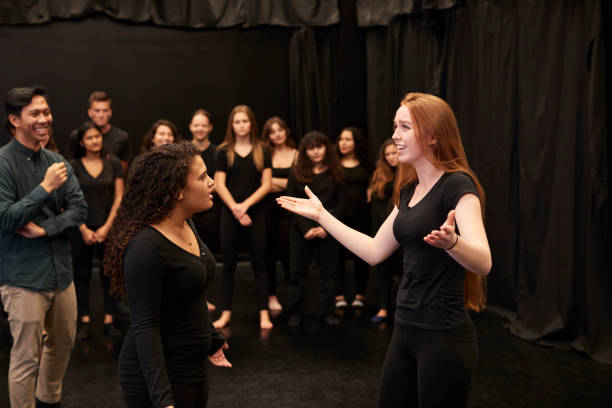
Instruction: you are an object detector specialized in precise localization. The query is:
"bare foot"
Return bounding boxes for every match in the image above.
[213,311,231,328]
[260,310,273,330]
[268,296,282,311]
[207,301,216,312]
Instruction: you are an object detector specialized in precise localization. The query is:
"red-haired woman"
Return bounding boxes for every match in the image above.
[261,116,297,311]
[285,131,345,327]
[367,139,401,324]
[278,93,491,407]
[213,105,273,330]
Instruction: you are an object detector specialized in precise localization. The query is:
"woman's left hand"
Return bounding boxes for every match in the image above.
[94,225,110,243]
[424,210,457,250]
[208,343,232,367]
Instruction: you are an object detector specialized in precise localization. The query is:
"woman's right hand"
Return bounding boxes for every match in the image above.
[277,186,325,222]
[79,225,96,245]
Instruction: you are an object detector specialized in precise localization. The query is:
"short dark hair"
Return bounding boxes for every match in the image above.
[4,86,48,131]
[89,91,111,107]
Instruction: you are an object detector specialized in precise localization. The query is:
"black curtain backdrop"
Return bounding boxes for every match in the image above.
[362,0,611,363]
[0,0,610,364]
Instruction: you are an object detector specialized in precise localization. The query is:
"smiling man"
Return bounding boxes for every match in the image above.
[0,86,87,408]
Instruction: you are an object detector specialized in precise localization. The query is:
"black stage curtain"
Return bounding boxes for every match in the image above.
[0,0,339,28]
[363,0,611,363]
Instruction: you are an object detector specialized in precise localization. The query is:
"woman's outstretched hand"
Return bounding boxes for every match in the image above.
[208,343,232,367]
[276,186,324,222]
[423,210,457,250]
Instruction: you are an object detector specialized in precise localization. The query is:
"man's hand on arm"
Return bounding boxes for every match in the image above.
[16,221,46,238]
[40,162,68,193]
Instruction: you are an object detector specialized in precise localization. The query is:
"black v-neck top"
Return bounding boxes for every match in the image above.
[119,220,225,407]
[215,146,271,203]
[392,172,478,329]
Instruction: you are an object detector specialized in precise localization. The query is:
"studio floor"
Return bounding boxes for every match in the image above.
[1,262,611,407]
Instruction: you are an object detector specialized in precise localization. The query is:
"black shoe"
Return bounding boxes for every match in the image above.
[287,314,302,328]
[321,314,340,326]
[77,322,91,340]
[104,323,121,337]
[36,397,61,407]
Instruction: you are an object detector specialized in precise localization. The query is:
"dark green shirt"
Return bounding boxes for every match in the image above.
[0,139,87,292]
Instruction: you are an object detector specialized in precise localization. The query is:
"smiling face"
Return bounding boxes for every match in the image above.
[11,95,53,149]
[80,127,104,154]
[392,105,435,166]
[306,144,326,166]
[190,113,212,142]
[179,155,216,214]
[152,124,175,147]
[232,112,251,138]
[268,122,287,147]
[337,130,355,156]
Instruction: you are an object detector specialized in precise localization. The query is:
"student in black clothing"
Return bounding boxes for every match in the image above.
[278,93,491,407]
[213,105,273,330]
[261,116,297,312]
[285,131,345,327]
[334,126,372,311]
[367,139,401,324]
[70,121,124,339]
[190,109,219,312]
[103,142,231,408]
[140,119,180,154]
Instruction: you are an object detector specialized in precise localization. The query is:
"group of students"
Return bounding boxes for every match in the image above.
[1,86,491,408]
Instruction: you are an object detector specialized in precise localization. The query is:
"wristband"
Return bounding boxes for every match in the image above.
[445,234,459,251]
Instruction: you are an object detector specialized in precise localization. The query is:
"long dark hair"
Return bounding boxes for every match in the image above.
[293,131,342,184]
[140,119,181,154]
[261,116,295,150]
[72,121,109,159]
[336,126,372,171]
[103,142,201,298]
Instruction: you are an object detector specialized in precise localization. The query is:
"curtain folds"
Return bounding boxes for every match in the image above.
[0,0,339,27]
[364,0,611,363]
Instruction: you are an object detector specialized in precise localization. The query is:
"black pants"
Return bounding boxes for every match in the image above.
[287,227,339,316]
[122,379,208,408]
[264,202,291,296]
[336,214,371,296]
[70,228,113,317]
[378,320,478,408]
[376,249,402,310]
[219,206,268,310]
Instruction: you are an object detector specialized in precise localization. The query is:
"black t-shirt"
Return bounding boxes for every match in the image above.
[215,145,271,204]
[119,222,225,407]
[286,169,347,235]
[67,125,132,162]
[341,164,370,219]
[71,155,123,227]
[392,172,478,329]
[199,142,217,176]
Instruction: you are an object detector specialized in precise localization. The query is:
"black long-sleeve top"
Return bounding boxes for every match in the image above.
[119,221,225,407]
[286,169,346,235]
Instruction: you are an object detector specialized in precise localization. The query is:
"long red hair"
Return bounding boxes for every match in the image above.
[393,92,487,311]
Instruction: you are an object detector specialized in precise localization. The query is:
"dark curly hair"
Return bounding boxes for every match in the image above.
[293,130,342,185]
[140,119,181,154]
[336,126,372,172]
[103,142,201,297]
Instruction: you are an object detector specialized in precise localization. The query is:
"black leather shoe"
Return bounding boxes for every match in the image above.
[35,397,61,407]
[287,314,302,328]
[104,323,121,337]
[77,322,91,340]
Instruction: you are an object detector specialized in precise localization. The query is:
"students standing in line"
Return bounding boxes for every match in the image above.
[104,142,230,408]
[261,116,297,312]
[334,127,372,311]
[213,105,273,330]
[189,109,219,312]
[278,93,491,407]
[70,121,124,339]
[285,131,345,327]
[367,139,401,324]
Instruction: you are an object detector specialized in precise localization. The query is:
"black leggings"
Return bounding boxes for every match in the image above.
[378,321,478,408]
[264,202,291,296]
[219,206,268,310]
[70,228,114,317]
[336,214,370,296]
[122,380,208,408]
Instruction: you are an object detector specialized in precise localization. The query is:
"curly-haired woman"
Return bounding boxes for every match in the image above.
[104,142,231,408]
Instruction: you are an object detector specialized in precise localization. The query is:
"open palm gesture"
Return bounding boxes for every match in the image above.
[276,186,324,222]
